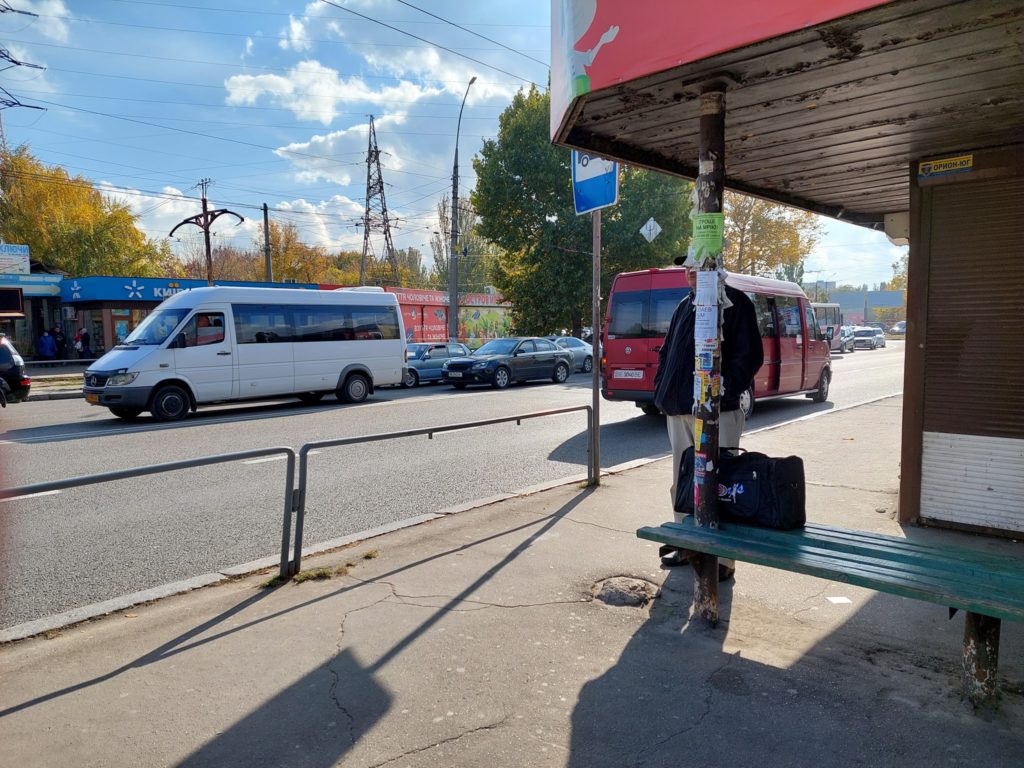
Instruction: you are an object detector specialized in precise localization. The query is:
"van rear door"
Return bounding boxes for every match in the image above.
[773,295,805,394]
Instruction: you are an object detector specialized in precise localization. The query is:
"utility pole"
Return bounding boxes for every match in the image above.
[448,76,476,343]
[169,179,244,286]
[263,203,273,282]
[359,116,398,286]
[691,86,728,624]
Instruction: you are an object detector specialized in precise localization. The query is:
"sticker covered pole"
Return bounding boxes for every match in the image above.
[692,87,727,624]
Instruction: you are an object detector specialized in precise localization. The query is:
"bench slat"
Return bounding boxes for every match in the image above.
[638,519,1024,622]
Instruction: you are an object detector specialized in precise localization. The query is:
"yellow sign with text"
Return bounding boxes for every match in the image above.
[918,155,973,178]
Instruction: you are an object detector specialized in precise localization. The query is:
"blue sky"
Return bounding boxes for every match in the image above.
[2,0,904,287]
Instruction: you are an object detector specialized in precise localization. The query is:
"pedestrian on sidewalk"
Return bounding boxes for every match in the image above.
[653,262,763,575]
[74,328,92,359]
[52,326,67,360]
[36,330,56,361]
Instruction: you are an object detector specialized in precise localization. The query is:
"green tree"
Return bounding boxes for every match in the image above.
[723,192,822,277]
[430,195,497,295]
[471,87,693,336]
[0,145,176,276]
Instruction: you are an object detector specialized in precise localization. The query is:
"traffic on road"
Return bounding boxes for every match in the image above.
[1,341,905,632]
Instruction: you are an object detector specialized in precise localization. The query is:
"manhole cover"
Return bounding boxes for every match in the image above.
[592,576,659,607]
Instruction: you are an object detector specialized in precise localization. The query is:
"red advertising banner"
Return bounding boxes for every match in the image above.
[551,0,892,139]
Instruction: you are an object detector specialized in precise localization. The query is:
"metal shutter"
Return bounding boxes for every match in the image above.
[920,177,1024,532]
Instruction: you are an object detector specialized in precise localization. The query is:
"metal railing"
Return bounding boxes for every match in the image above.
[1,406,594,580]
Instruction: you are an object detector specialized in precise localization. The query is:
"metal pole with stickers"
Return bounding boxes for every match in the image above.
[691,88,727,623]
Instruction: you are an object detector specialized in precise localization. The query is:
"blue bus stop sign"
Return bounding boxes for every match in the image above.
[572,150,619,215]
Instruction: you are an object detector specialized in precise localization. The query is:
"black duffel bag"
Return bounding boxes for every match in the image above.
[674,445,806,530]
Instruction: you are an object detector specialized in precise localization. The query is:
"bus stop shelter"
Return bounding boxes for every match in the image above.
[551,0,1024,536]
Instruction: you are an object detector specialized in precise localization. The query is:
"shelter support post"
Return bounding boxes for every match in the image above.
[963,612,1000,706]
[692,87,726,625]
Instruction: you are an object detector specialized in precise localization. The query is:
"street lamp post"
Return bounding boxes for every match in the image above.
[448,76,476,343]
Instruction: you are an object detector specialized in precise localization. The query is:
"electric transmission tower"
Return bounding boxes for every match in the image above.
[359,116,399,286]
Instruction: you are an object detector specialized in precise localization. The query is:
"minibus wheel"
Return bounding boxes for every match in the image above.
[150,384,190,421]
[810,370,830,403]
[739,387,754,419]
[338,373,370,404]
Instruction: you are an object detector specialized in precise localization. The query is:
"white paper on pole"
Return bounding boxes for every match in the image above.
[695,305,718,341]
[695,270,718,305]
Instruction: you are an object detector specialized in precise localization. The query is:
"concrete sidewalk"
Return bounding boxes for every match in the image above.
[1,397,1022,767]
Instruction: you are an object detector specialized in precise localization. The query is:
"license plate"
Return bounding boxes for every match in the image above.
[85,393,99,404]
[448,371,463,378]
[613,369,644,380]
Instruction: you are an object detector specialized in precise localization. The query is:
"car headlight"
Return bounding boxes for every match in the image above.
[107,372,139,386]
[470,361,489,370]
[442,361,449,370]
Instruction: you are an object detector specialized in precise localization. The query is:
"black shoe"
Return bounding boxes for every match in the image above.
[660,548,690,567]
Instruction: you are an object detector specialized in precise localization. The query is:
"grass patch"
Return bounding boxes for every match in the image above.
[363,549,380,560]
[259,575,286,589]
[293,567,334,583]
[334,564,350,577]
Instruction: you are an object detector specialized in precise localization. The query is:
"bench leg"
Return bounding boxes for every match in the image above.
[963,611,1000,706]
[692,554,719,625]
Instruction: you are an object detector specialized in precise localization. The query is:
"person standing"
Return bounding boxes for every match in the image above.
[36,330,57,361]
[52,326,67,360]
[74,327,92,359]
[653,264,763,576]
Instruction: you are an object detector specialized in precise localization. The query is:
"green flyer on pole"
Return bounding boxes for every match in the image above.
[692,213,725,261]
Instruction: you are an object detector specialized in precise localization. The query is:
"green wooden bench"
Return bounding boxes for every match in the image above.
[637,517,1024,706]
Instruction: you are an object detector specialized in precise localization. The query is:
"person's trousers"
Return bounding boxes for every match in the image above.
[666,408,746,569]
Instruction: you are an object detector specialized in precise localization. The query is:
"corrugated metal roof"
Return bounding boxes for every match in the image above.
[553,0,1024,230]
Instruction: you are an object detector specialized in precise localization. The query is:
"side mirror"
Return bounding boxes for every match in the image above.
[422,352,431,359]
[826,327,834,341]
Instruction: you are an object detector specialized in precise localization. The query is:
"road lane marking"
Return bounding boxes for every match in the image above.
[0,490,60,503]
[243,451,320,465]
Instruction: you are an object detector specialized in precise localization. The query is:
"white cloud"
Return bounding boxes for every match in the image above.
[279,15,313,52]
[275,196,366,251]
[11,0,70,43]
[224,61,444,125]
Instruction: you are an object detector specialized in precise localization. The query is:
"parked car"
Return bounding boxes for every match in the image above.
[545,336,594,373]
[889,320,906,334]
[852,326,880,349]
[0,335,32,403]
[402,342,471,387]
[442,337,574,389]
[873,328,887,348]
[837,325,856,353]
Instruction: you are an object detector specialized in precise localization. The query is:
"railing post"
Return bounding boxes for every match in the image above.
[279,452,296,580]
[292,449,311,577]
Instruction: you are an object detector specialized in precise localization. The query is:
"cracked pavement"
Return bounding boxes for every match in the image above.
[1,396,1023,767]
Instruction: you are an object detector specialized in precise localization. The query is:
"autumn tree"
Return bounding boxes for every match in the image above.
[430,195,497,295]
[723,192,822,278]
[471,86,693,336]
[888,252,909,292]
[0,145,178,276]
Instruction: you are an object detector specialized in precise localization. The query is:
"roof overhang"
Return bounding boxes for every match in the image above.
[552,0,1024,230]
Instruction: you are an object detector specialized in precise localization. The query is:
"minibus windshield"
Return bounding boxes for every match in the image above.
[122,308,191,345]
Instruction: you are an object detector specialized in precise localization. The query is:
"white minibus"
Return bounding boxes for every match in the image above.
[83,286,407,420]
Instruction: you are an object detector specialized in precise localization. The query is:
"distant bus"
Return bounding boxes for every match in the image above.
[811,302,845,353]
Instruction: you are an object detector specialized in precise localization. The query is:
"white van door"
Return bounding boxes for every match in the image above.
[172,307,236,402]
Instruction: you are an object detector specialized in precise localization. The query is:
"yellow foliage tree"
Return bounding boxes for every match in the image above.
[723,192,822,277]
[0,145,178,276]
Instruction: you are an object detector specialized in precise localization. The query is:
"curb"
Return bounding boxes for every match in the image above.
[27,390,84,401]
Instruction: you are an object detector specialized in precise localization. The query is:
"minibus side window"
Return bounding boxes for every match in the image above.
[234,304,290,343]
[750,293,775,337]
[181,312,226,347]
[775,296,802,337]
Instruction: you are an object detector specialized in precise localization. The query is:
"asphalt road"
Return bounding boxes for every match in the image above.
[0,342,905,628]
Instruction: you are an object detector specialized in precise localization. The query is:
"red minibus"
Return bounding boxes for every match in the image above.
[601,268,832,416]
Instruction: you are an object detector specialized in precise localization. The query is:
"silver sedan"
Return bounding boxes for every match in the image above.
[546,336,594,373]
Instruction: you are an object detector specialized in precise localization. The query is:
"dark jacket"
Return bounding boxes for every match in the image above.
[653,283,763,415]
